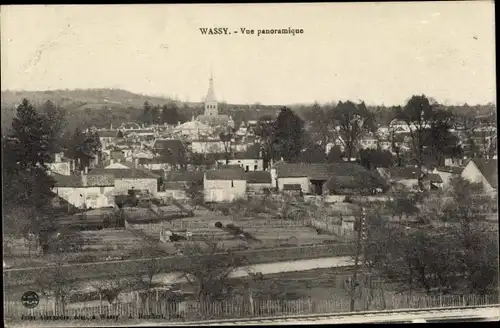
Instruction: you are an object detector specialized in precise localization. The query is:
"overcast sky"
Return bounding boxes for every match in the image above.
[1,2,495,106]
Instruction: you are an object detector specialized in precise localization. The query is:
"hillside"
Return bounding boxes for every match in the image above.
[0,88,184,110]
[0,89,282,133]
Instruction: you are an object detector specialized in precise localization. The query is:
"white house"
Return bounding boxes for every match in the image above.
[191,139,226,153]
[245,171,273,193]
[204,168,247,203]
[47,152,75,176]
[460,158,497,196]
[215,145,264,172]
[51,171,115,209]
[88,168,160,197]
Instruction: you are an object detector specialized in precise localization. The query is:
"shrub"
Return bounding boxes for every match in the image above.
[214,222,223,228]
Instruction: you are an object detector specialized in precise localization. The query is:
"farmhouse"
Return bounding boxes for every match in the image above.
[163,171,204,200]
[51,171,115,209]
[461,158,498,196]
[88,168,161,197]
[216,144,264,172]
[245,171,273,194]
[204,168,247,203]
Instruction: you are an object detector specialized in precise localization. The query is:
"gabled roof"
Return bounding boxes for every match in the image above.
[97,130,120,138]
[245,171,272,184]
[423,173,443,183]
[88,168,159,180]
[153,139,185,151]
[276,163,333,180]
[324,164,386,191]
[470,158,498,188]
[167,170,204,183]
[53,173,115,187]
[384,167,421,180]
[205,168,246,180]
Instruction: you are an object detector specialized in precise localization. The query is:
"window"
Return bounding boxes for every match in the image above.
[245,165,249,172]
[254,165,258,170]
[231,180,234,188]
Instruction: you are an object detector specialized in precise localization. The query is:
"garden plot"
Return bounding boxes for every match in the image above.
[79,229,145,252]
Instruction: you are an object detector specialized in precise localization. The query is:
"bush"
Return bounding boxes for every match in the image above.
[214,222,223,228]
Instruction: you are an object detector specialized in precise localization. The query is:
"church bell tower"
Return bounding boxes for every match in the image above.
[204,70,218,116]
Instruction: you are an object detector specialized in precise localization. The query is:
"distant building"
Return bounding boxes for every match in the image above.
[88,167,160,197]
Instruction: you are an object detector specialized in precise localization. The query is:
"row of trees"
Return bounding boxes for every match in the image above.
[140,101,189,126]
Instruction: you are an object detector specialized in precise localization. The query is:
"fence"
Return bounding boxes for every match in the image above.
[5,294,497,321]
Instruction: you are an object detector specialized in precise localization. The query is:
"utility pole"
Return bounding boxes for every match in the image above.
[350,206,366,312]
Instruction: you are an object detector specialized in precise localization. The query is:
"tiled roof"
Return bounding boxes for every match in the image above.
[471,158,498,188]
[53,173,114,187]
[167,170,204,183]
[88,168,159,180]
[245,171,272,184]
[97,130,120,138]
[324,165,386,191]
[435,166,463,174]
[276,163,334,179]
[205,168,246,180]
[424,173,443,183]
[384,167,421,180]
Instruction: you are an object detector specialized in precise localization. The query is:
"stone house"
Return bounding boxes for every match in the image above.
[88,167,160,197]
[204,168,247,203]
[51,171,115,209]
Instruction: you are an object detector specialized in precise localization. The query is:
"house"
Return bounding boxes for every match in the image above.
[324,165,386,195]
[377,167,422,191]
[460,158,498,196]
[215,144,264,172]
[151,139,187,166]
[88,167,161,197]
[51,171,115,209]
[432,166,462,189]
[423,173,444,190]
[204,168,247,203]
[275,163,333,194]
[358,134,379,150]
[274,163,381,195]
[163,171,204,200]
[97,129,121,149]
[245,171,273,194]
[110,149,126,163]
[191,139,226,154]
[47,152,76,176]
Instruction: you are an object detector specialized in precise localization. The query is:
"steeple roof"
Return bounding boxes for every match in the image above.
[205,73,217,103]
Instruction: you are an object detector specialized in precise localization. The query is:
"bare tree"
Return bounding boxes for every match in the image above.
[178,237,248,305]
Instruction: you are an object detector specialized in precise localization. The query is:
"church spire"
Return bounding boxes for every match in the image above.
[204,70,217,104]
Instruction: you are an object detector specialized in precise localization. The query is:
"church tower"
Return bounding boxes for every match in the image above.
[204,71,218,116]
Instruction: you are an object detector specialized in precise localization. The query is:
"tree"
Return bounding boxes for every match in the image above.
[151,105,160,125]
[91,272,137,307]
[36,253,79,315]
[272,107,305,162]
[69,128,102,170]
[331,101,374,161]
[142,101,153,126]
[358,149,394,170]
[368,177,498,296]
[3,99,57,252]
[186,179,204,209]
[327,145,343,163]
[162,103,180,125]
[178,237,248,304]
[394,95,439,189]
[41,100,67,155]
[303,102,334,153]
[253,115,276,169]
[219,131,233,164]
[299,140,326,163]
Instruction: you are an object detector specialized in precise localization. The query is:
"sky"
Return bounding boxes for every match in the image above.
[1,2,496,106]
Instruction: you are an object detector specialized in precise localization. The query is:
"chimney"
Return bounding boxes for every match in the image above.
[134,158,139,168]
[82,173,87,187]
